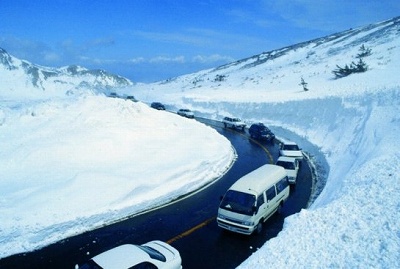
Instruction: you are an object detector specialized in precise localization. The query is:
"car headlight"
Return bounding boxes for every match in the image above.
[242,221,254,226]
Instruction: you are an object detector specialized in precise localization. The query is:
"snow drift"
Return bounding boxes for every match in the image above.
[0,80,234,257]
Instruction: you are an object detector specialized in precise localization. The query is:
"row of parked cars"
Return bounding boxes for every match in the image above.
[221,116,302,185]
[150,102,195,119]
[107,92,139,102]
[217,117,304,235]
[222,117,275,141]
[277,140,303,184]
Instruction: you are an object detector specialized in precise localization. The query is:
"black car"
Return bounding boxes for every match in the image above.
[125,95,138,102]
[249,123,275,141]
[150,102,165,110]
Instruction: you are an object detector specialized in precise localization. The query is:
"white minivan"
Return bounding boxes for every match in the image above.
[217,164,290,235]
[276,156,300,184]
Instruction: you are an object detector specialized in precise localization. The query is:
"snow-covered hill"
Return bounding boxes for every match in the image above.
[0,50,234,258]
[130,16,400,268]
[0,47,132,99]
[133,16,400,104]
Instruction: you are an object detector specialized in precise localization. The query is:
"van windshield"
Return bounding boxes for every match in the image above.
[220,190,256,216]
[276,161,295,169]
[283,144,300,151]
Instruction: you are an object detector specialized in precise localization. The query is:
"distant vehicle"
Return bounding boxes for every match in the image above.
[107,92,118,98]
[125,95,138,102]
[177,108,194,118]
[276,156,300,184]
[217,164,290,235]
[222,117,246,131]
[77,241,182,269]
[151,102,166,110]
[279,141,303,159]
[249,123,275,141]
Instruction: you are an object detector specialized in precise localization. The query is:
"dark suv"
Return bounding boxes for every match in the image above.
[150,102,165,110]
[249,123,275,141]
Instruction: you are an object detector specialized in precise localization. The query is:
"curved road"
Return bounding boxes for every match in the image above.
[0,119,312,269]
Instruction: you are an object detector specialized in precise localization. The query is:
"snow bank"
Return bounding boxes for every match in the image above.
[238,89,400,268]
[133,84,400,268]
[0,95,235,258]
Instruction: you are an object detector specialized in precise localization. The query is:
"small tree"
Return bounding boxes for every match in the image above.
[333,64,351,78]
[353,58,368,72]
[356,44,372,59]
[214,74,226,82]
[332,44,371,79]
[332,58,368,79]
[299,77,309,91]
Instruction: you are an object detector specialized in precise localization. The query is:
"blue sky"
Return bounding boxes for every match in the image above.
[1,0,399,82]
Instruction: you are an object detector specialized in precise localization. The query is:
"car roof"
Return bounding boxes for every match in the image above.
[277,156,297,162]
[281,140,297,145]
[229,164,286,195]
[92,244,149,268]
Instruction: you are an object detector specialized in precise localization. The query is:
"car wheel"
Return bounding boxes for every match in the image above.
[277,202,283,214]
[255,221,263,234]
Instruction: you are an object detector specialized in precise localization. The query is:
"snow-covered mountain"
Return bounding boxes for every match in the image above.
[133,16,400,106]
[0,47,132,99]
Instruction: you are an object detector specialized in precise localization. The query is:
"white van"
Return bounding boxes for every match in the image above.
[217,164,290,235]
[276,156,300,184]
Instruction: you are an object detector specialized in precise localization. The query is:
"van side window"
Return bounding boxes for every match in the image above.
[266,186,276,201]
[276,177,289,193]
[257,194,264,207]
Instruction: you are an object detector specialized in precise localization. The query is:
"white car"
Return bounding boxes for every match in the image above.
[177,108,194,118]
[279,141,303,159]
[276,156,300,184]
[77,241,182,269]
[222,116,246,131]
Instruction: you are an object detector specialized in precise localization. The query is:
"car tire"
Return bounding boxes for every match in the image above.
[255,221,263,234]
[277,202,283,214]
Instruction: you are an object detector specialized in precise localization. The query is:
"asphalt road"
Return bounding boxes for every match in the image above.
[0,119,312,269]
